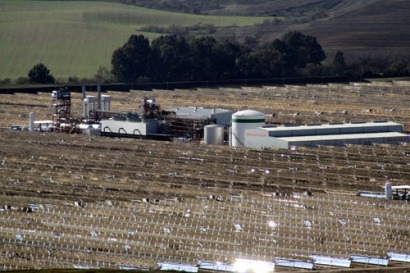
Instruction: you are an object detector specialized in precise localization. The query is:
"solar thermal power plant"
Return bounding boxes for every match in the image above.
[2,81,410,272]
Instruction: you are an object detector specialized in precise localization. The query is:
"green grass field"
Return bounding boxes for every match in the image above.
[0,0,270,80]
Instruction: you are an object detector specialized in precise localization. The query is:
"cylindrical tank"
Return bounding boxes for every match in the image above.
[385,182,392,200]
[231,110,265,147]
[101,95,111,112]
[28,112,35,132]
[85,96,96,118]
[82,99,87,119]
[204,124,224,145]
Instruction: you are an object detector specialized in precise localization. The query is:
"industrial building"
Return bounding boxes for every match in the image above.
[164,107,233,127]
[79,91,235,141]
[243,121,408,149]
[99,105,233,141]
[163,107,233,141]
[34,88,409,148]
[101,115,162,139]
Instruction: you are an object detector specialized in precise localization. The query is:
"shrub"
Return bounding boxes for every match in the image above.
[15,76,30,85]
[28,63,55,84]
[0,78,11,85]
[67,76,80,84]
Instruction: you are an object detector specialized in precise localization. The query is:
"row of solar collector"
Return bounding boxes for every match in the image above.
[157,252,410,272]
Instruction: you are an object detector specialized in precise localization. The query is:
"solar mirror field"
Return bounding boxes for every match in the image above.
[1,81,410,272]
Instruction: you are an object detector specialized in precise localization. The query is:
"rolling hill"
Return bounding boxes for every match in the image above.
[0,0,269,81]
[220,0,410,62]
[265,0,410,62]
[0,0,409,81]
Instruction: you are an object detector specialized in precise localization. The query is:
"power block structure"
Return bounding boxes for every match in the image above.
[51,88,78,133]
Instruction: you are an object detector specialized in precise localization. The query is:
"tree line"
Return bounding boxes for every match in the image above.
[13,31,410,85]
[116,0,224,14]
[110,31,326,83]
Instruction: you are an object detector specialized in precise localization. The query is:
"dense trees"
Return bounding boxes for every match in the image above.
[213,40,247,80]
[325,50,410,78]
[333,50,345,68]
[237,49,285,78]
[111,31,327,83]
[187,36,219,81]
[107,31,408,82]
[149,35,191,82]
[269,31,326,76]
[110,31,409,83]
[111,35,151,82]
[28,63,55,84]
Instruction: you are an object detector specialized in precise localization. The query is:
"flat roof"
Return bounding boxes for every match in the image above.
[277,132,408,142]
[259,121,402,132]
[166,107,233,119]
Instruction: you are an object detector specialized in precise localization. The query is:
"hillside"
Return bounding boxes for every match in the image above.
[0,0,409,81]
[117,0,410,63]
[0,0,269,81]
[115,0,326,15]
[225,0,410,61]
[282,0,410,61]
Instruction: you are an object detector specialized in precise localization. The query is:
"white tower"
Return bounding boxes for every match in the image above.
[28,112,35,132]
[231,110,265,147]
[83,96,96,119]
[101,95,111,112]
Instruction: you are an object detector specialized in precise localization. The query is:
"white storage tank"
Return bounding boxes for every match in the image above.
[101,95,111,112]
[204,124,224,145]
[232,110,265,147]
[83,96,96,118]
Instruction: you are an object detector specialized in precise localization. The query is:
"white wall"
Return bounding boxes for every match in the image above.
[101,119,157,136]
[211,111,233,127]
[244,128,269,147]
